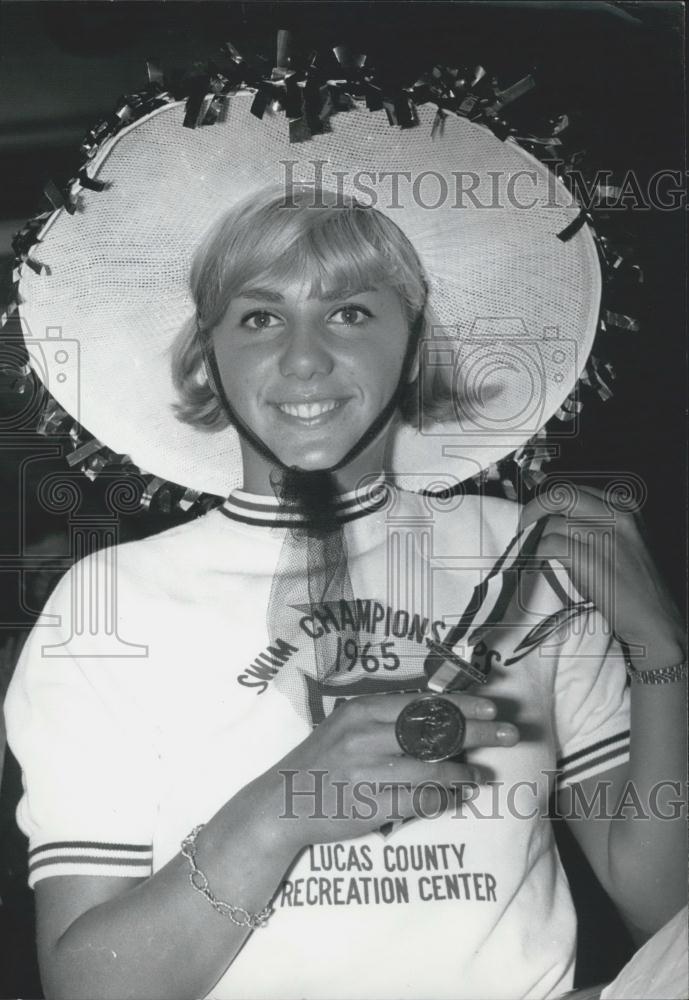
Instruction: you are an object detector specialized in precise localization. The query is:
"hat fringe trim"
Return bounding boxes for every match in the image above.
[1,39,641,515]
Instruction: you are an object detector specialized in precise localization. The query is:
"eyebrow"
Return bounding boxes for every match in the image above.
[235,285,377,303]
[319,285,376,302]
[235,288,285,303]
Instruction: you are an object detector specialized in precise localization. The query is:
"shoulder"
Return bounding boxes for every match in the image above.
[8,513,226,687]
[6,518,218,711]
[51,510,225,611]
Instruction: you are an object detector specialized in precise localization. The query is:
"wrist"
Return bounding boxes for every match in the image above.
[624,638,686,673]
[231,772,307,857]
[624,642,687,686]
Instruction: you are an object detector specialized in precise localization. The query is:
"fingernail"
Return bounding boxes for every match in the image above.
[479,702,496,718]
[497,725,517,741]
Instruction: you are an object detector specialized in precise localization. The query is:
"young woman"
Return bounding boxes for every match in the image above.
[4,82,686,1000]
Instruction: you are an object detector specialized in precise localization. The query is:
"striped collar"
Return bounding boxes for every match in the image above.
[220,477,390,528]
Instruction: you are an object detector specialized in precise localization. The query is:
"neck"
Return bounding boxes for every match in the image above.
[238,425,393,497]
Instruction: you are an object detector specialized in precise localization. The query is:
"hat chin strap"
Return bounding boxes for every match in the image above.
[200,322,420,503]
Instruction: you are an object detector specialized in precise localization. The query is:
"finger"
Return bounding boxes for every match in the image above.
[376,769,482,824]
[374,717,520,759]
[404,775,480,819]
[465,718,520,749]
[360,691,499,724]
[381,755,485,788]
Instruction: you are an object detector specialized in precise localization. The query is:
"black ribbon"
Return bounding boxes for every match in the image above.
[557,208,590,242]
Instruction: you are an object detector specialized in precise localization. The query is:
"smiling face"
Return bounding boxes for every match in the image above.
[171,186,430,493]
[211,278,416,493]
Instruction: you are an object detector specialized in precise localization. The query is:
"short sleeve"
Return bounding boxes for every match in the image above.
[3,561,159,888]
[551,597,630,792]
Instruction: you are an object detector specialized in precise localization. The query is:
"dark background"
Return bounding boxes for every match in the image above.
[0,2,686,997]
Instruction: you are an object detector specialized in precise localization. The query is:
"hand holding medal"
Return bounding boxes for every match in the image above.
[269,688,518,847]
[395,695,468,763]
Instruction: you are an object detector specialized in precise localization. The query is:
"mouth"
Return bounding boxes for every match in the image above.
[274,399,349,424]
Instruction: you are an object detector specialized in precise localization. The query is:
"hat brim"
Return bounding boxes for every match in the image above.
[19,96,601,496]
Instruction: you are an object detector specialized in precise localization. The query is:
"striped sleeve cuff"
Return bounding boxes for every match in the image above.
[556,729,630,789]
[28,841,153,888]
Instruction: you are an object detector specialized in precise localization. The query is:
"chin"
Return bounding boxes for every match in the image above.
[284,452,347,473]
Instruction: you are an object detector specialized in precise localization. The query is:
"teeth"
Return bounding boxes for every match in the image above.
[278,400,341,419]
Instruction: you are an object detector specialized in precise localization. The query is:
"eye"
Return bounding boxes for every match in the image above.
[329,304,373,327]
[241,310,283,330]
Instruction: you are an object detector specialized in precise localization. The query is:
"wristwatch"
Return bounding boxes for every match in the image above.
[623,653,688,685]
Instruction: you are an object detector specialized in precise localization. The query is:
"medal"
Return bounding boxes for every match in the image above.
[395,694,467,762]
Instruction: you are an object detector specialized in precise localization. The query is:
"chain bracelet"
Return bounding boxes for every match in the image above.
[180,824,273,929]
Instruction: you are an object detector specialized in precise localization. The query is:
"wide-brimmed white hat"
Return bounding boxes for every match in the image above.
[16,70,602,498]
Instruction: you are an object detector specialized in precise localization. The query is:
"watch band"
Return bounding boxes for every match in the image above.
[624,658,688,685]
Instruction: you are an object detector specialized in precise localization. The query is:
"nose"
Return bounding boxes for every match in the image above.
[279,319,334,381]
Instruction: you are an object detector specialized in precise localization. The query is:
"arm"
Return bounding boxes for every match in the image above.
[527,488,687,938]
[559,662,687,940]
[36,772,299,1000]
[34,691,517,1000]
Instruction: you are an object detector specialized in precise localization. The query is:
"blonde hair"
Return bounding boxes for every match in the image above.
[170,186,451,430]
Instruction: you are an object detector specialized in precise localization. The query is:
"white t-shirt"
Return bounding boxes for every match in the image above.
[4,485,630,999]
